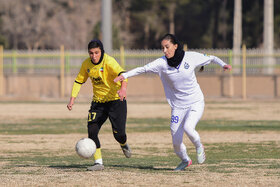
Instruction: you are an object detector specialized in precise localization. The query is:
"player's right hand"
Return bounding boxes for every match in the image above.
[223,64,232,71]
[67,97,75,111]
[67,103,73,111]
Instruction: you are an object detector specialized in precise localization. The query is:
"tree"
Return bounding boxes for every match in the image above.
[0,0,279,49]
[0,17,7,48]
[0,0,101,49]
[275,0,280,48]
[129,0,167,49]
[243,0,263,48]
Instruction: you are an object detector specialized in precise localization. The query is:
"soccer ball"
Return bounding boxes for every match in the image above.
[75,138,96,159]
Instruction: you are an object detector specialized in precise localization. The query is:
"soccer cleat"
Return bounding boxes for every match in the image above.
[197,145,206,164]
[121,144,131,158]
[87,163,104,171]
[174,160,192,171]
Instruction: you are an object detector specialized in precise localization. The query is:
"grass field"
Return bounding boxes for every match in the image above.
[0,100,279,186]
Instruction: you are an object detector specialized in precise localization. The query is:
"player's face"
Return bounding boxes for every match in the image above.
[161,39,178,59]
[88,47,102,64]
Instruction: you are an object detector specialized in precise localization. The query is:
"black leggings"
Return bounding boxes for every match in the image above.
[87,100,127,148]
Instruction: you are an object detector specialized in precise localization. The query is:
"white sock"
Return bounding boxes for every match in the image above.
[194,139,202,149]
[95,158,103,165]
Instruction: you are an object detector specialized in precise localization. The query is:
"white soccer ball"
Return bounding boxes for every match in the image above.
[75,138,96,159]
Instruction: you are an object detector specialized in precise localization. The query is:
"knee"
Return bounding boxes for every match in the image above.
[113,131,124,138]
[184,127,193,136]
[184,128,200,143]
[88,123,99,138]
[184,126,195,137]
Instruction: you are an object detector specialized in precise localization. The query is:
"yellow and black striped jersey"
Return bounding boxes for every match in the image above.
[71,53,127,102]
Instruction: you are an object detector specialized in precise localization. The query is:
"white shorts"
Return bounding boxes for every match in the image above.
[170,99,205,147]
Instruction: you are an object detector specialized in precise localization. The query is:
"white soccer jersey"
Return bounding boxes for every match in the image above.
[122,51,227,108]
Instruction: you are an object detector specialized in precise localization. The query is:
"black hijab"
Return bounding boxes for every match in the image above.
[162,34,185,68]
[88,39,105,65]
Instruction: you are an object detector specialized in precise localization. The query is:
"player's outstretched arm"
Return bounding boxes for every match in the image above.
[67,97,75,111]
[210,56,232,72]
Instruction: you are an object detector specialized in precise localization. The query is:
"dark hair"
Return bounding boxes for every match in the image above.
[199,66,204,72]
[161,34,204,72]
[160,33,181,48]
[161,33,185,68]
[88,39,104,52]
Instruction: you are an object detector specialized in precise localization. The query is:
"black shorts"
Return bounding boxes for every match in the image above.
[88,99,127,134]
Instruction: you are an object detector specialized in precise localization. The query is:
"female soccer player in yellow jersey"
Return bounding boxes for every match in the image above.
[67,39,131,171]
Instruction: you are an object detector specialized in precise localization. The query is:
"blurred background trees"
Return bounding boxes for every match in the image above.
[0,0,279,50]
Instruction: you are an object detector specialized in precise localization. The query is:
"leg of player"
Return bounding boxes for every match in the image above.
[87,123,104,171]
[120,142,131,158]
[108,100,131,158]
[196,145,205,164]
[86,102,108,171]
[183,100,206,164]
[170,108,192,171]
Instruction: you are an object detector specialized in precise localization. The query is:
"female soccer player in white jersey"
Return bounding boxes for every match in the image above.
[114,33,232,171]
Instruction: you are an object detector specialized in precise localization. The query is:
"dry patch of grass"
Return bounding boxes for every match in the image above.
[0,100,279,186]
[0,132,279,187]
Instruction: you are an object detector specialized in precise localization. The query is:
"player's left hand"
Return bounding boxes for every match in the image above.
[223,64,232,71]
[117,87,127,101]
[114,75,125,83]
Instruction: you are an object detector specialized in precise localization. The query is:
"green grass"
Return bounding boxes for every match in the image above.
[0,119,88,134]
[1,142,279,175]
[206,141,280,161]
[0,118,280,135]
[197,120,280,131]
[0,117,279,176]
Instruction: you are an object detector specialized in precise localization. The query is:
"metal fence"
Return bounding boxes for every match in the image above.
[1,47,280,76]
